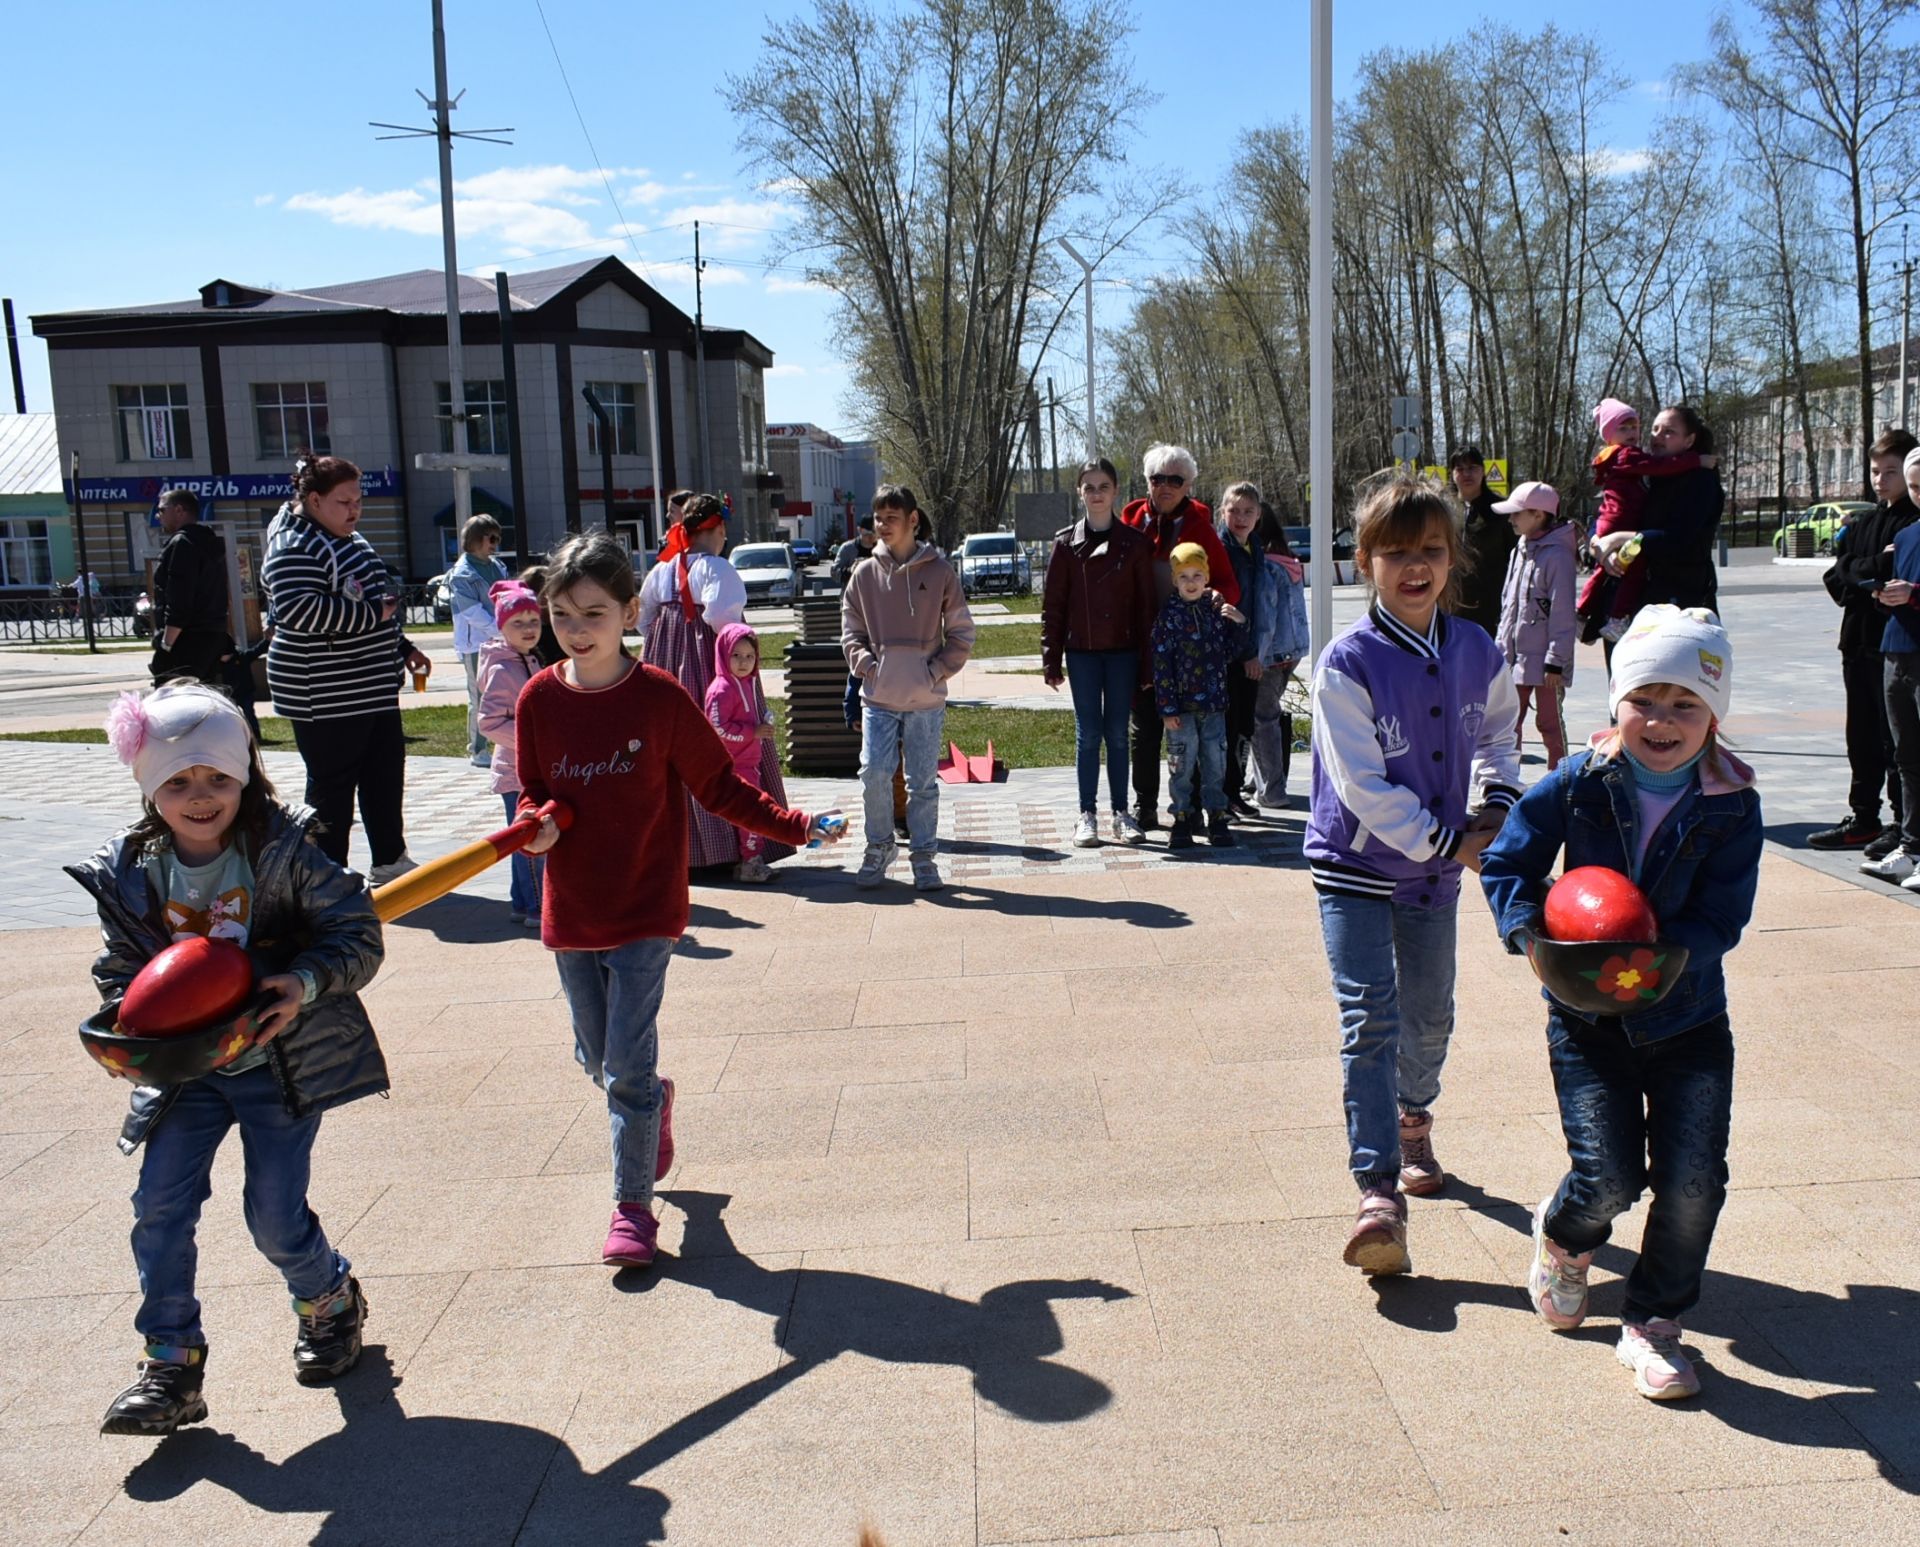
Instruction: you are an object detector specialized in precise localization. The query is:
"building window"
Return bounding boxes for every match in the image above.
[583,382,640,456]
[253,381,330,458]
[0,518,53,588]
[115,384,191,462]
[1840,447,1856,485]
[435,380,511,455]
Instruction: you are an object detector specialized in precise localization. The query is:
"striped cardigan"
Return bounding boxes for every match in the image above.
[262,505,405,722]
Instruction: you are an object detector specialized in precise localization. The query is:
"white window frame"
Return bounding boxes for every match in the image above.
[253,381,330,458]
[0,517,53,588]
[114,383,191,462]
[584,381,640,457]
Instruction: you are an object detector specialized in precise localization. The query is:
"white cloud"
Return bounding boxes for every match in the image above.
[253,193,277,206]
[765,363,809,378]
[285,184,601,250]
[765,273,829,296]
[658,198,798,251]
[626,180,672,206]
[622,259,748,290]
[1587,147,1651,178]
[451,164,640,205]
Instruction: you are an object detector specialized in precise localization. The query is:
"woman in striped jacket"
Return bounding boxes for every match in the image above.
[262,456,429,882]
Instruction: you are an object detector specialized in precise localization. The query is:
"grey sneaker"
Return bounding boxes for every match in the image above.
[1073,812,1100,848]
[1112,810,1146,845]
[1527,1198,1592,1330]
[911,855,944,891]
[855,842,896,888]
[1861,848,1917,882]
[367,855,418,887]
[1398,1109,1445,1195]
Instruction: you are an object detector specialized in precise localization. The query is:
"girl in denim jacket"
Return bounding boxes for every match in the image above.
[1480,606,1762,1401]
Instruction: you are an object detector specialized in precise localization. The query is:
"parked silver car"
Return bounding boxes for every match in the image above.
[958,532,1031,597]
[732,542,802,607]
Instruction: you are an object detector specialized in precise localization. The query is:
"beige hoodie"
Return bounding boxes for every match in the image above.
[841,541,976,712]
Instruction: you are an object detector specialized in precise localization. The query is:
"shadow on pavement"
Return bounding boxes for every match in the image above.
[121,1347,674,1544]
[381,894,528,945]
[1367,1177,1920,1493]
[849,879,1192,930]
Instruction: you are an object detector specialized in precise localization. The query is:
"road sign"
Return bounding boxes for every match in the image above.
[415,452,513,473]
[1390,430,1421,462]
[1484,457,1509,495]
[1390,395,1420,432]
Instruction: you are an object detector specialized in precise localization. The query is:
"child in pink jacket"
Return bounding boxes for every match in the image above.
[476,579,547,925]
[703,621,780,883]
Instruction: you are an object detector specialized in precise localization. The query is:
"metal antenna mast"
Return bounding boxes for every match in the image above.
[372,0,513,545]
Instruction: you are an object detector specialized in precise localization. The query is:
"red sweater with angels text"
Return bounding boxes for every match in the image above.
[516,660,811,949]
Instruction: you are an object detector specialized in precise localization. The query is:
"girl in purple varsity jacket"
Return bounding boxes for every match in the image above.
[1307,479,1522,1279]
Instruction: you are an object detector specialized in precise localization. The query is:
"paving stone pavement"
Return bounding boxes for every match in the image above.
[5,551,1920,1545]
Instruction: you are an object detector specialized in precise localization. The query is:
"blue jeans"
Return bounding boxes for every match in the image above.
[130,1064,347,1347]
[1165,709,1227,815]
[1317,892,1457,1187]
[553,937,675,1204]
[1542,1009,1734,1323]
[861,703,944,855]
[502,792,542,917]
[1065,649,1135,814]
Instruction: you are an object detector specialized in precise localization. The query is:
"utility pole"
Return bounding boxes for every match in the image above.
[68,453,96,654]
[581,386,616,536]
[693,222,712,490]
[3,299,25,412]
[1896,224,1912,429]
[372,1,511,557]
[1308,0,1334,665]
[1057,238,1096,458]
[1046,376,1060,492]
[495,273,528,543]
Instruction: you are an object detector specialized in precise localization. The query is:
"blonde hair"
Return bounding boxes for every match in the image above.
[1593,681,1735,777]
[1168,540,1209,577]
[1350,478,1466,611]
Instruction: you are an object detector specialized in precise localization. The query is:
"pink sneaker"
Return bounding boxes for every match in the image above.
[1398,1110,1445,1195]
[655,1077,676,1182]
[1342,1186,1410,1276]
[602,1204,658,1267]
[1527,1198,1592,1330]
[1616,1319,1700,1400]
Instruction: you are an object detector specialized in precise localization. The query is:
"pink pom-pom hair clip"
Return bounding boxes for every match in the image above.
[104,691,151,767]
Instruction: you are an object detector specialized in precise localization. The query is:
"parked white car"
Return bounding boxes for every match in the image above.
[732,542,802,606]
[958,532,1032,597]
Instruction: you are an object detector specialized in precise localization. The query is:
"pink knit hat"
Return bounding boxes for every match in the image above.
[489,579,540,629]
[1592,398,1639,443]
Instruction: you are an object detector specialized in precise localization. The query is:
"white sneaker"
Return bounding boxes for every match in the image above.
[1526,1198,1592,1330]
[1862,849,1917,881]
[911,855,944,891]
[1112,810,1146,845]
[367,855,418,887]
[1072,812,1100,848]
[1903,871,1920,894]
[1616,1319,1700,1400]
[855,843,896,888]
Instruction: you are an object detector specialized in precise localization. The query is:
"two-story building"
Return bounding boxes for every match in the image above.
[31,256,778,584]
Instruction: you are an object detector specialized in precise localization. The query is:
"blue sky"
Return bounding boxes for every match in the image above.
[5,0,1705,439]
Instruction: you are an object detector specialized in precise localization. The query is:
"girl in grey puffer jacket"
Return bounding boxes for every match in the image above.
[1492,483,1579,769]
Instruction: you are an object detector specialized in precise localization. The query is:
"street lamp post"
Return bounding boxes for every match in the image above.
[1057,237,1097,460]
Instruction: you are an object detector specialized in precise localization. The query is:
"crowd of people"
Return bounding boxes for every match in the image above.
[90,385,1906,1437]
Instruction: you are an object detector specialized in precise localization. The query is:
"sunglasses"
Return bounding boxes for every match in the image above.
[1148,473,1186,487]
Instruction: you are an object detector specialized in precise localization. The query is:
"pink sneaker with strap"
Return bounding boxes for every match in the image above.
[602,1204,659,1268]
[1342,1186,1410,1276]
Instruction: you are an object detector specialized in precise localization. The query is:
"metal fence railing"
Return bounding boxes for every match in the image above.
[0,582,447,646]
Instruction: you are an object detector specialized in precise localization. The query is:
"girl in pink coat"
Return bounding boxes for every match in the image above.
[476,579,547,924]
[703,621,780,883]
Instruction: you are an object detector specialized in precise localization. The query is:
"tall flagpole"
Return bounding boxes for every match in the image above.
[1309,0,1334,665]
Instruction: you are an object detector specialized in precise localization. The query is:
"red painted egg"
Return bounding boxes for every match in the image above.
[119,938,255,1038]
[1544,867,1659,944]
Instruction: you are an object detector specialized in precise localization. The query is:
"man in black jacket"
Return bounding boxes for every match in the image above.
[1448,446,1515,639]
[1811,427,1918,852]
[149,489,233,688]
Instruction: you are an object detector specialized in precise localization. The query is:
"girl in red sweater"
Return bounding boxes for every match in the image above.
[518,533,843,1267]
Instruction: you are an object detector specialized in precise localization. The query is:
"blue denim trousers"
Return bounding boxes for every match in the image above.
[1065,648,1136,814]
[131,1063,347,1347]
[553,936,675,1204]
[501,792,542,917]
[1317,892,1458,1186]
[1165,709,1228,815]
[861,702,944,855]
[1542,1009,1734,1323]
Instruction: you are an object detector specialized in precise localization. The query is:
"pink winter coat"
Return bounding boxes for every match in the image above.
[702,620,773,778]
[1495,520,1579,687]
[476,635,543,794]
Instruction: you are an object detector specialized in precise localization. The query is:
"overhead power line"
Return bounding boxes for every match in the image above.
[530,0,641,264]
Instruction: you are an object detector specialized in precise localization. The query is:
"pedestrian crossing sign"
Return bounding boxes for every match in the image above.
[1485,458,1509,495]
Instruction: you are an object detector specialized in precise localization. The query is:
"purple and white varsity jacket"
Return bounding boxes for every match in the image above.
[1306,606,1522,907]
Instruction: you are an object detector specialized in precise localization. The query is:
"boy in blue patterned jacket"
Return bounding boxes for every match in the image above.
[1152,541,1247,850]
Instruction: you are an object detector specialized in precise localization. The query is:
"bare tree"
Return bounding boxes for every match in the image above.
[726,0,1176,546]
[1706,0,1920,497]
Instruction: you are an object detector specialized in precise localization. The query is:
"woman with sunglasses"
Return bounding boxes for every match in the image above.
[1117,444,1239,831]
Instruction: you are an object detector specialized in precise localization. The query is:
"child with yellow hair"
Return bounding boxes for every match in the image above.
[1150,542,1248,848]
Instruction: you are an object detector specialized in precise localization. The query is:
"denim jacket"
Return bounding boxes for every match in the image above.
[65,804,390,1153]
[1479,744,1763,1044]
